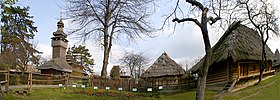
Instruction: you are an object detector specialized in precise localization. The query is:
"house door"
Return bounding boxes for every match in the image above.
[241,64,249,76]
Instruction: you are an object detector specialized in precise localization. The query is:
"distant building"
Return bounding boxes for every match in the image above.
[272,49,280,72]
[38,20,85,76]
[141,52,186,87]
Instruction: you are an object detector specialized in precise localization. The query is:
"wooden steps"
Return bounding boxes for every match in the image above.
[221,80,237,92]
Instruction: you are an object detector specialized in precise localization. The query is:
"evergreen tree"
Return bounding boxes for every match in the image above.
[69,45,94,74]
[0,0,39,72]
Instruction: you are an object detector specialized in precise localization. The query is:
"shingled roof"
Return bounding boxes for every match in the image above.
[38,58,72,72]
[142,52,186,78]
[190,21,276,72]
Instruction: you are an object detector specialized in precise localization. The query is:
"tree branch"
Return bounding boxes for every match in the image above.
[185,0,204,11]
[86,0,105,26]
[172,18,203,28]
[208,16,221,25]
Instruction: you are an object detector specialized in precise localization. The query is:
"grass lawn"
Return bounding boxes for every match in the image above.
[4,88,124,100]
[223,72,280,99]
[3,87,215,100]
[4,72,280,100]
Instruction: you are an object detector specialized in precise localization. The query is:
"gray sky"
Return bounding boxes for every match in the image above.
[18,0,280,75]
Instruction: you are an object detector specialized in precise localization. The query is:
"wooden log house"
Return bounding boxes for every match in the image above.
[190,21,276,91]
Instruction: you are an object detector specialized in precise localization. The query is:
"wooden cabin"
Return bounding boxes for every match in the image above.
[272,49,280,72]
[141,52,186,87]
[190,21,276,91]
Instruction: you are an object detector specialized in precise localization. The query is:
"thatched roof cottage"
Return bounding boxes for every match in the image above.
[190,21,276,92]
[142,52,186,87]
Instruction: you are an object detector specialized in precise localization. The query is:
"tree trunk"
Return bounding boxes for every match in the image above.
[258,68,264,83]
[0,85,3,100]
[258,36,268,83]
[138,66,141,79]
[101,26,109,78]
[196,8,212,100]
[101,46,109,78]
[101,1,112,78]
[196,49,212,100]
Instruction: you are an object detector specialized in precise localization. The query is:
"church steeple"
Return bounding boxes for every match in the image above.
[51,19,68,59]
[52,19,67,39]
[57,19,64,29]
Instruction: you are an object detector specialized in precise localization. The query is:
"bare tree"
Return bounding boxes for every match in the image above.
[170,0,224,99]
[233,0,279,83]
[64,0,156,78]
[119,51,149,79]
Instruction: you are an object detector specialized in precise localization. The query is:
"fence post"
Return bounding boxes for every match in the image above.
[27,72,30,91]
[7,70,9,91]
[27,72,33,91]
[65,75,69,88]
[30,73,33,91]
[4,70,9,92]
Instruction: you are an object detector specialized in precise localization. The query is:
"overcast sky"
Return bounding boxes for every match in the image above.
[18,0,280,75]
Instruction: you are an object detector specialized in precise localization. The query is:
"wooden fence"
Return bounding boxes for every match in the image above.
[0,70,9,92]
[27,73,89,91]
[0,70,196,92]
[90,78,137,91]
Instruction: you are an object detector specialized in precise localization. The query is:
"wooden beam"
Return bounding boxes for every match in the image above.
[0,70,8,73]
[0,81,7,84]
[238,62,240,80]
[227,62,229,81]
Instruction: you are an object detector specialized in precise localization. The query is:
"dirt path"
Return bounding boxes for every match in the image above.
[1,85,59,91]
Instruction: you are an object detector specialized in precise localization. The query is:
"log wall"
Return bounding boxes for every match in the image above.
[207,63,228,84]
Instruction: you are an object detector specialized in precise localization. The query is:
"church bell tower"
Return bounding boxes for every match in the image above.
[51,19,68,60]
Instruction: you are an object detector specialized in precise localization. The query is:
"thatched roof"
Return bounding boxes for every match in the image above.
[190,21,276,72]
[38,58,72,72]
[273,49,280,67]
[142,52,186,78]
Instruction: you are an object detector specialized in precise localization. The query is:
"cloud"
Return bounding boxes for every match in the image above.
[31,0,280,77]
[37,43,52,59]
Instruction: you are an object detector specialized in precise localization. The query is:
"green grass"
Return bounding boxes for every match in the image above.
[4,87,214,100]
[4,72,280,100]
[162,90,215,100]
[223,72,280,99]
[4,88,118,100]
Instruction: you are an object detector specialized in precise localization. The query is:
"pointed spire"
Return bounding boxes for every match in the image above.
[57,19,64,30]
[53,19,67,38]
[58,12,64,30]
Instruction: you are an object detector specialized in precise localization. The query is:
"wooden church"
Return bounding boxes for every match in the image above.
[37,20,85,76]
